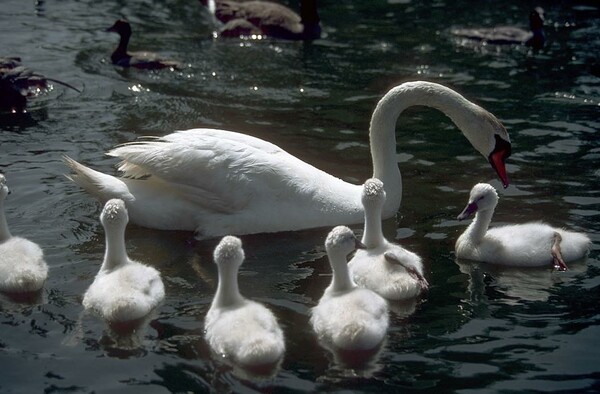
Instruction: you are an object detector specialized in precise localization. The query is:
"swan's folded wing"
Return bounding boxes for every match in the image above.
[107,128,314,211]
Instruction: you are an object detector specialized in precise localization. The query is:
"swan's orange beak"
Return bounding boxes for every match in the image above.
[489,135,511,188]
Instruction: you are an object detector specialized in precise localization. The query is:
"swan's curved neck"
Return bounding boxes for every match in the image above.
[362,204,384,248]
[102,225,128,271]
[0,200,12,242]
[329,253,355,293]
[370,82,479,217]
[214,264,244,308]
[464,209,494,243]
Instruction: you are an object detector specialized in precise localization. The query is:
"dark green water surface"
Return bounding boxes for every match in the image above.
[1,0,599,392]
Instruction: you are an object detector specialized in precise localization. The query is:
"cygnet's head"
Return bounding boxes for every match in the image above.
[457,183,499,220]
[361,178,386,209]
[0,174,9,200]
[214,235,245,268]
[106,19,132,37]
[100,198,129,228]
[325,226,365,261]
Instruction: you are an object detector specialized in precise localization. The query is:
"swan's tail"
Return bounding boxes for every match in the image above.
[63,156,135,203]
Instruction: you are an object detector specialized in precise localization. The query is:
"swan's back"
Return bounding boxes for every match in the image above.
[107,128,362,236]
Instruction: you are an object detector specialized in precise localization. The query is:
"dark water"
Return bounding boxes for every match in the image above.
[1,0,599,392]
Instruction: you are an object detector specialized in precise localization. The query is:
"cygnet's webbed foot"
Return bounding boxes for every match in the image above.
[551,232,568,271]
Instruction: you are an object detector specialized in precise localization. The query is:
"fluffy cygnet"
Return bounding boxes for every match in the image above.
[349,178,428,300]
[455,183,591,270]
[205,235,285,367]
[311,226,389,351]
[0,174,48,293]
[82,199,165,322]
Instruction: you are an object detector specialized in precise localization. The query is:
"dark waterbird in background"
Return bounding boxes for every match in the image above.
[0,57,81,113]
[106,19,181,70]
[200,0,321,40]
[452,7,545,50]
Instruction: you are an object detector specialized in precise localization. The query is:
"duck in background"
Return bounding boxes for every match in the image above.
[455,183,591,271]
[200,0,321,40]
[0,57,80,113]
[82,199,165,324]
[106,19,181,69]
[349,178,428,301]
[311,226,389,351]
[451,7,545,50]
[0,174,48,294]
[204,235,285,369]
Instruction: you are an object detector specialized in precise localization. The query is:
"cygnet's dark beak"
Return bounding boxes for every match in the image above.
[355,238,367,250]
[457,201,478,221]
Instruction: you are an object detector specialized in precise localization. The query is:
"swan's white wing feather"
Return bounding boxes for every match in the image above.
[108,128,328,211]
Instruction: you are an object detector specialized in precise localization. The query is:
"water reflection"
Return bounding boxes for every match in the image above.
[317,340,386,380]
[455,257,587,305]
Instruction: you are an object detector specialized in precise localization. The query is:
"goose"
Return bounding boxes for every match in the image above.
[200,0,320,40]
[204,235,285,367]
[64,80,512,239]
[310,226,389,350]
[106,19,180,69]
[0,174,48,293]
[451,7,545,50]
[82,199,165,323]
[348,178,428,301]
[455,183,591,271]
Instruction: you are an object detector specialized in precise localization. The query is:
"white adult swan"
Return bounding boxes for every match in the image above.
[0,174,48,293]
[64,81,512,239]
[349,178,428,301]
[83,199,165,322]
[311,226,389,350]
[455,183,591,270]
[205,235,285,367]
